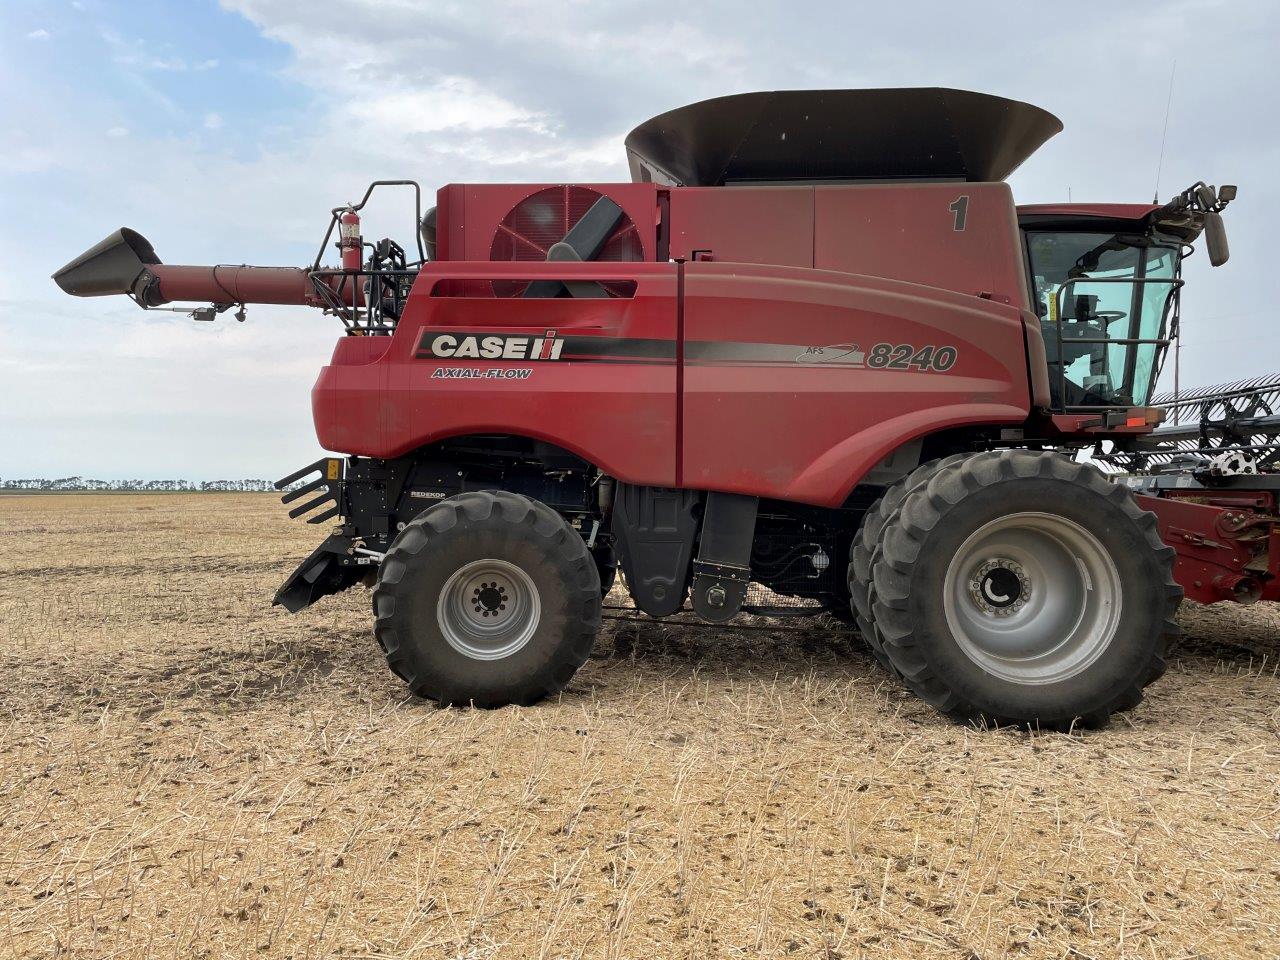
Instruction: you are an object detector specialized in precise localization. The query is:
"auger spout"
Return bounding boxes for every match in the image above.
[52,228,361,310]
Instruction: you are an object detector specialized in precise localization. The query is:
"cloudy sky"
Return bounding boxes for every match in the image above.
[2,0,1276,480]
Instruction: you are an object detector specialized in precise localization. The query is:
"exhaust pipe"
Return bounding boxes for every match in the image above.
[52,228,356,309]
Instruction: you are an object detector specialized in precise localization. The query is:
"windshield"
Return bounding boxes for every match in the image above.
[1026,231,1179,408]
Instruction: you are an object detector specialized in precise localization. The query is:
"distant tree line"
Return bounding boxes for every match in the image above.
[0,477,288,492]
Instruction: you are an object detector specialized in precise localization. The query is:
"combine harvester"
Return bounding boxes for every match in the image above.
[54,89,1275,728]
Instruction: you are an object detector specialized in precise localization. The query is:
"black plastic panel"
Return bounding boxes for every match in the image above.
[611,484,701,617]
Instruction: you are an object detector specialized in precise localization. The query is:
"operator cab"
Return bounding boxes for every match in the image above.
[1019,185,1234,412]
[1023,224,1179,408]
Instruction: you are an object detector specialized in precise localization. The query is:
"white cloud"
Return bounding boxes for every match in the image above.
[203,112,224,130]
[27,28,51,40]
[358,78,549,135]
[106,126,129,138]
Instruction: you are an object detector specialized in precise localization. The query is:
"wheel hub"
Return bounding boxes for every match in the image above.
[473,582,509,618]
[968,559,1030,616]
[438,559,541,661]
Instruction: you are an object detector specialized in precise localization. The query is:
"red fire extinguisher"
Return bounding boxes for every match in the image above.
[339,208,362,271]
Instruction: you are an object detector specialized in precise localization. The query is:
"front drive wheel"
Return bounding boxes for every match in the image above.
[872,450,1181,729]
[372,492,601,707]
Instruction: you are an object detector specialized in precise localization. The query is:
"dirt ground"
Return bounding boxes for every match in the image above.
[0,494,1277,959]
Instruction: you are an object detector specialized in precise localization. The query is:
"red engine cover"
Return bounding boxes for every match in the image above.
[311,180,1040,507]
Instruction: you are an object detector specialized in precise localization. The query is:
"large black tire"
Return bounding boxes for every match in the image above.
[872,450,1181,729]
[848,454,966,672]
[372,491,601,707]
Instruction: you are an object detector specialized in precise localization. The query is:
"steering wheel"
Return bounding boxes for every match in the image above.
[1057,309,1125,326]
[1064,310,1126,325]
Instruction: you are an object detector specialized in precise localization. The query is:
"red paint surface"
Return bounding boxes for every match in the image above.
[1017,203,1160,221]
[314,261,680,486]
[815,183,1030,310]
[668,183,1031,310]
[1137,491,1279,604]
[311,255,1037,506]
[152,264,312,305]
[668,187,815,267]
[151,264,364,307]
[681,262,1032,505]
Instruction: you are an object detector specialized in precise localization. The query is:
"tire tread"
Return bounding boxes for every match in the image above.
[371,491,600,707]
[870,449,1181,729]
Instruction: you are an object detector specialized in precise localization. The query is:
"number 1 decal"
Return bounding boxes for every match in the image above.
[949,195,969,231]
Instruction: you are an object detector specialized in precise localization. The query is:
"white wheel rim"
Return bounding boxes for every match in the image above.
[437,559,541,661]
[942,512,1122,684]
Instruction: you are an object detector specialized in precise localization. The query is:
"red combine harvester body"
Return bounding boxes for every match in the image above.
[55,88,1266,729]
[320,179,1037,505]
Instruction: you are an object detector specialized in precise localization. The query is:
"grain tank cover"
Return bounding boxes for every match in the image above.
[625,88,1062,187]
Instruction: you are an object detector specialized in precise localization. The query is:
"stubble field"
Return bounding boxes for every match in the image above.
[0,493,1278,959]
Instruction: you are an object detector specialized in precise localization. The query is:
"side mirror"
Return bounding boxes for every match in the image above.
[1203,211,1229,266]
[1217,184,1237,204]
[1195,184,1217,209]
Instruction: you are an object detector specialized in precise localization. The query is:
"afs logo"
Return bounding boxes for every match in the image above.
[418,329,565,362]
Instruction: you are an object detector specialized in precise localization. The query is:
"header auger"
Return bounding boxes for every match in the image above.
[56,88,1265,729]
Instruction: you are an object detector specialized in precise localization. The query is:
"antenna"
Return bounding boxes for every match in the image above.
[1153,61,1176,203]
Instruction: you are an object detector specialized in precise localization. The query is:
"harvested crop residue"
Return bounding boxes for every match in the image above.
[1,494,1277,958]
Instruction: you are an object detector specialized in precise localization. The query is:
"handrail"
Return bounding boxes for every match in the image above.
[1049,275,1182,410]
[311,180,425,271]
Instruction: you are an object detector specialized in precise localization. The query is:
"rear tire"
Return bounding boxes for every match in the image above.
[872,450,1180,729]
[372,491,601,707]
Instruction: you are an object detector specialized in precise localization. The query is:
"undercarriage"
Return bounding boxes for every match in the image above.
[272,440,876,622]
